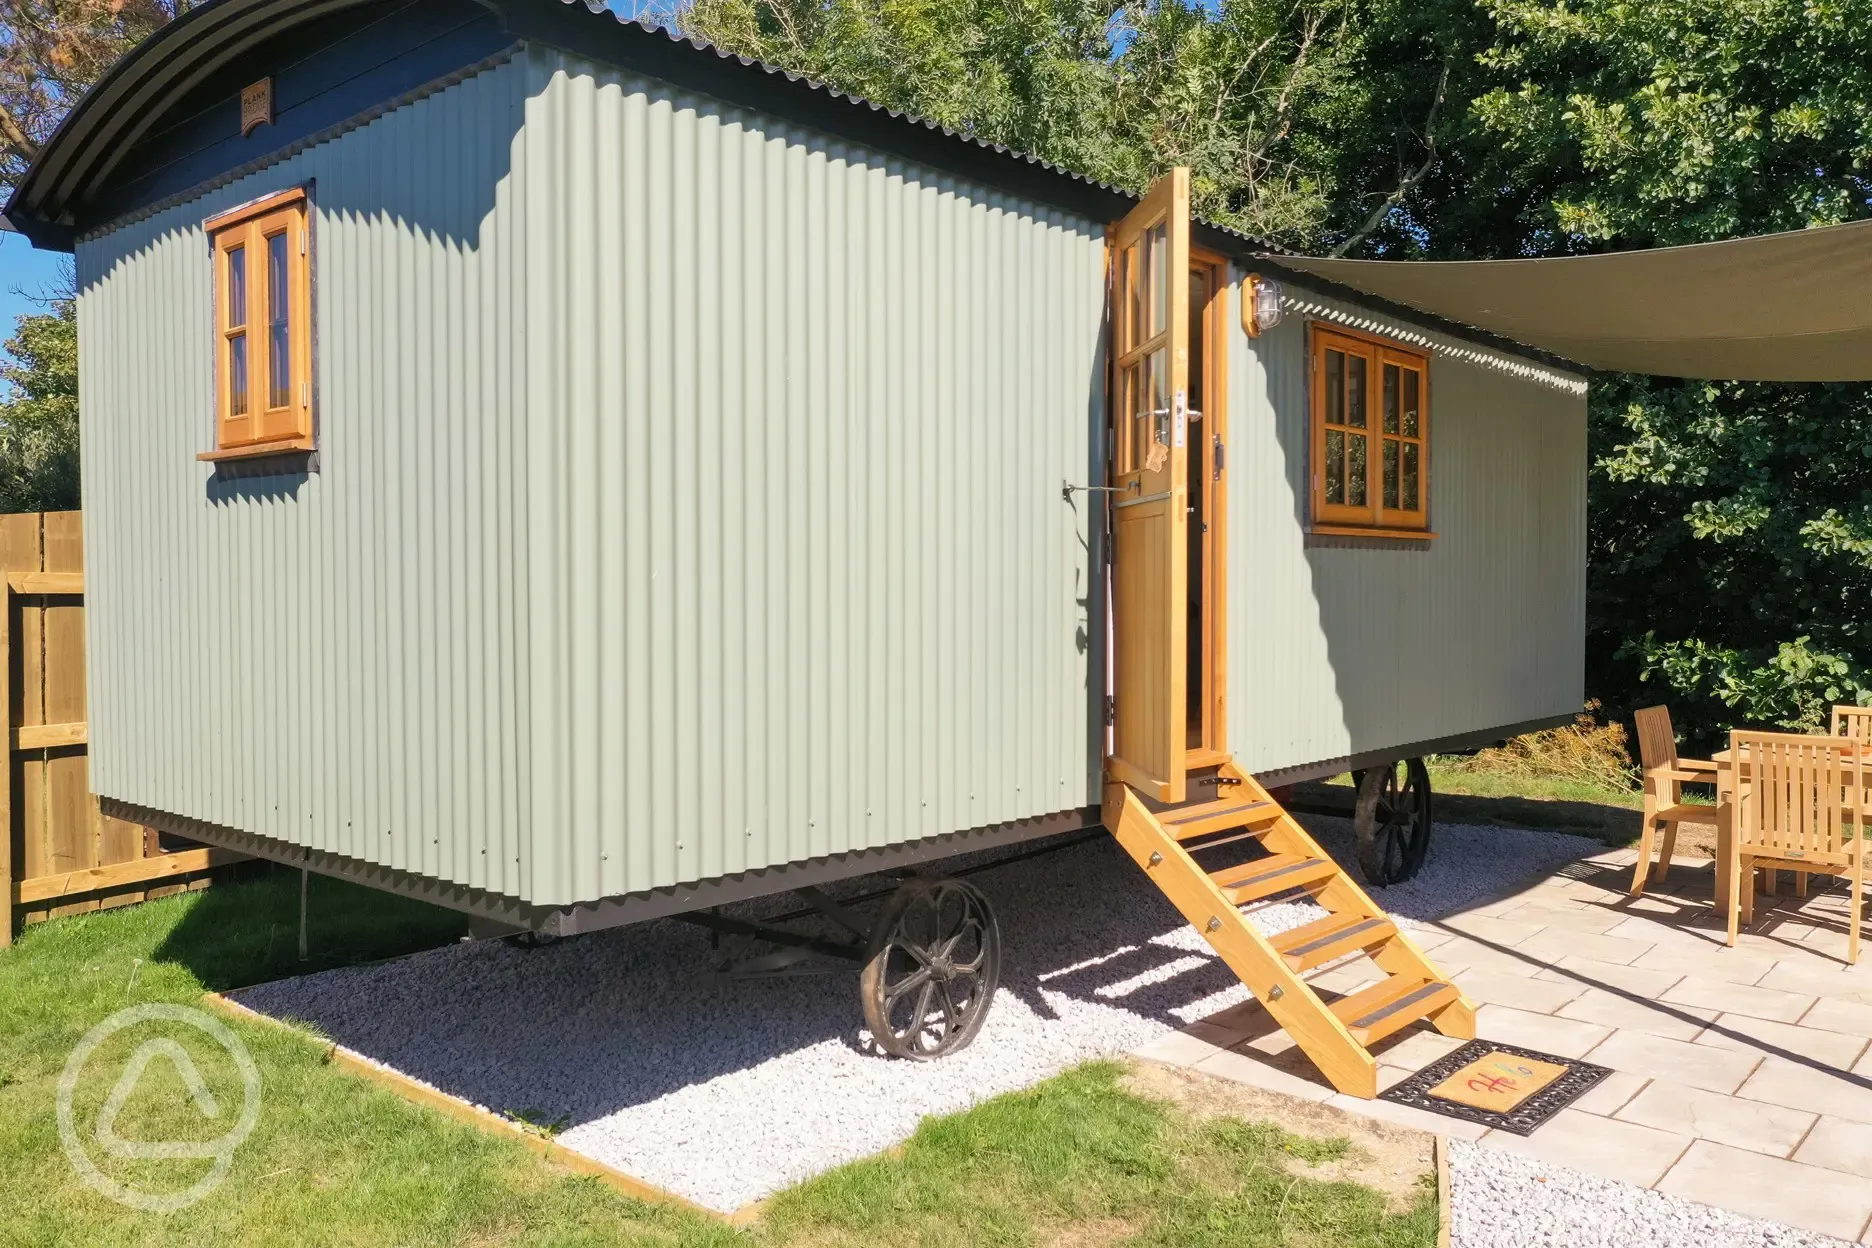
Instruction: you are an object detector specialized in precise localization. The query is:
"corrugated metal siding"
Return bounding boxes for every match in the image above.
[514,48,1106,905]
[77,57,537,899]
[1225,282,1588,773]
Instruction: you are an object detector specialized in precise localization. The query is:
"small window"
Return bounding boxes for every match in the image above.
[1310,324,1429,536]
[203,187,311,458]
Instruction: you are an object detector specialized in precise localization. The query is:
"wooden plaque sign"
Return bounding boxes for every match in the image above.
[240,78,273,137]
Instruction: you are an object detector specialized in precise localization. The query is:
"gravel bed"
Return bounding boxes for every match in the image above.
[1448,1140,1856,1248]
[234,814,1596,1212]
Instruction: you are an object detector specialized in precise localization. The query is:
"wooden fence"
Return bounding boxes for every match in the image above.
[0,512,238,947]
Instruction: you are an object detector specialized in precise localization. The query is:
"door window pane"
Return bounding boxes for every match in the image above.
[1120,244,1138,349]
[1383,364,1400,433]
[1383,440,1400,508]
[1402,442,1420,510]
[1346,355,1367,428]
[1347,432,1367,506]
[1325,429,1345,503]
[267,231,291,409]
[1403,370,1420,437]
[1145,223,1167,337]
[226,246,246,328]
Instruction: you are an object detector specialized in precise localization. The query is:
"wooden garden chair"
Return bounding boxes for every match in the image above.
[1630,705,1719,896]
[1727,730,1866,963]
[1833,705,1872,744]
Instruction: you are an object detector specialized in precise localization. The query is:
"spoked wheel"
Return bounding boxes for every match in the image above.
[1354,757,1433,886]
[859,877,1002,1060]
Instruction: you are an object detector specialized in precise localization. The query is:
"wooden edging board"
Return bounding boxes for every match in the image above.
[201,993,765,1228]
[1436,1135,1452,1248]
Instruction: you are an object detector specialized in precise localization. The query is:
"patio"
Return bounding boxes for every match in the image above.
[1136,844,1872,1243]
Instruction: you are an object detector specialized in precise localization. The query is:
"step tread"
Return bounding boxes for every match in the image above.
[1208,853,1340,903]
[1329,975,1459,1045]
[1270,911,1396,970]
[1162,798,1276,826]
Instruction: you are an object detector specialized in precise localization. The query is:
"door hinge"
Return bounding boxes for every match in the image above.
[1104,695,1115,726]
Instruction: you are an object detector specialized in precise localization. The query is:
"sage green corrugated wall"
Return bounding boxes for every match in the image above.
[77,46,1108,910]
[512,48,1106,905]
[1223,280,1588,774]
[77,57,537,899]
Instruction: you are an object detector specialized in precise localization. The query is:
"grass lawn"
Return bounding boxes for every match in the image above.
[2,870,1436,1247]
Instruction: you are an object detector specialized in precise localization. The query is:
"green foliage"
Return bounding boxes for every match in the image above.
[674,0,1394,246]
[0,291,80,513]
[1443,0,1872,748]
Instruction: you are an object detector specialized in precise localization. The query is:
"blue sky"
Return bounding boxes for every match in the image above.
[0,232,70,331]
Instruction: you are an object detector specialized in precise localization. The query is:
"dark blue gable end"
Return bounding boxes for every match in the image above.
[81,0,510,230]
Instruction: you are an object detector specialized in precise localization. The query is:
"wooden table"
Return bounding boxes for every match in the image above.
[1710,740,1872,912]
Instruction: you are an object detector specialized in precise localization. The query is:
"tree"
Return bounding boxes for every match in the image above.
[1444,0,1872,744]
[0,272,79,512]
[674,0,1415,247]
[0,0,187,197]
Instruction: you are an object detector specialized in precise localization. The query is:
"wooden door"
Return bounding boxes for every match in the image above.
[1107,169,1191,803]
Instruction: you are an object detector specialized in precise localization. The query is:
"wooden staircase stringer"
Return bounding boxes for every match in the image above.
[1103,779,1383,1099]
[1214,760,1477,1042]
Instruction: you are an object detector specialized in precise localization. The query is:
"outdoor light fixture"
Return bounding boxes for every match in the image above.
[1244,273,1284,337]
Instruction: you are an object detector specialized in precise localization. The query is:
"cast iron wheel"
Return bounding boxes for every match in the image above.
[859,877,1002,1060]
[1354,757,1433,886]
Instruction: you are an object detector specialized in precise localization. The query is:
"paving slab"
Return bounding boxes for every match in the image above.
[1515,926,1657,966]
[1584,1030,1763,1094]
[1663,975,1818,1024]
[1559,986,1720,1041]
[1614,1079,1817,1157]
[1569,1070,1649,1117]
[1448,966,1588,1014]
[1792,1115,1872,1181]
[1480,1107,1692,1187]
[1658,1140,1872,1243]
[1534,952,1690,998]
[1694,1014,1872,1069]
[1738,1056,1872,1125]
[1473,1003,1614,1058]
[1803,997,1872,1039]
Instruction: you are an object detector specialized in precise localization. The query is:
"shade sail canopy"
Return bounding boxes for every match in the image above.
[1272,219,1872,381]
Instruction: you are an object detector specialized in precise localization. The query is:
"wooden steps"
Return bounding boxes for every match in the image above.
[1104,758,1474,1099]
[1270,912,1397,972]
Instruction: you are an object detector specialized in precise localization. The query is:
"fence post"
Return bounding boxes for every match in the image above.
[1,577,12,949]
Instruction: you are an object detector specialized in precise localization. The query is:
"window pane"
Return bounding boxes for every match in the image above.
[267,231,291,409]
[1145,223,1167,337]
[1347,432,1367,506]
[1325,429,1345,504]
[1325,350,1344,425]
[1403,442,1420,511]
[229,335,248,416]
[1403,370,1420,437]
[1383,439,1399,509]
[1383,364,1399,434]
[226,246,246,329]
[1346,354,1367,428]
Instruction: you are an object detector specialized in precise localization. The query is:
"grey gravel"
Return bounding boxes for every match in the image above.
[235,813,1594,1212]
[1447,1140,1856,1248]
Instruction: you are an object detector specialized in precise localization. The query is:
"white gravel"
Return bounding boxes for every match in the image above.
[1447,1140,1857,1248]
[234,813,1595,1212]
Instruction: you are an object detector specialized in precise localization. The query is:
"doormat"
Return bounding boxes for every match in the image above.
[1379,1040,1611,1135]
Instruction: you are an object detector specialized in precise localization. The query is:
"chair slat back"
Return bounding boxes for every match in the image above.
[1634,706,1683,805]
[1832,705,1872,744]
[1731,730,1859,863]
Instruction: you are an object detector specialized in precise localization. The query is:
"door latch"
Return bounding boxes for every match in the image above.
[1104,695,1115,726]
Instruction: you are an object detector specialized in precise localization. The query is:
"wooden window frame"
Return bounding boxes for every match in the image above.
[1308,322,1432,539]
[200,187,313,461]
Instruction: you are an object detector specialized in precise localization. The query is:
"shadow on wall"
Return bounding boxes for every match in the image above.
[1249,291,1590,775]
